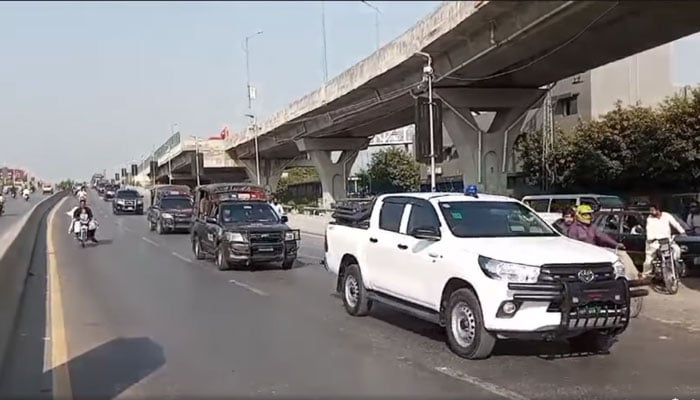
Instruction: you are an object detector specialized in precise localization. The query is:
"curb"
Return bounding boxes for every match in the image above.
[0,191,68,374]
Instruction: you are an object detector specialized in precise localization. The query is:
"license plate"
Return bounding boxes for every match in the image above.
[694,257,700,266]
[258,247,274,252]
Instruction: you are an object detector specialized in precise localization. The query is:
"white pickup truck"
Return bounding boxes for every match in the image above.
[324,191,646,359]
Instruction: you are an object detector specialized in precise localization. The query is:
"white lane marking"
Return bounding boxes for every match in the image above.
[141,236,160,247]
[229,279,268,296]
[172,252,192,263]
[435,367,531,400]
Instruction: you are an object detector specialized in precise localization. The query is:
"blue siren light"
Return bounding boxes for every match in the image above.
[464,184,478,198]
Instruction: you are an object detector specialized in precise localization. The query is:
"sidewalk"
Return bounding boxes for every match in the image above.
[286,213,329,236]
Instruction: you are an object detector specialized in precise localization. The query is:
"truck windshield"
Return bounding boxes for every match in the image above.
[117,191,139,198]
[438,201,558,238]
[221,203,278,224]
[160,197,192,210]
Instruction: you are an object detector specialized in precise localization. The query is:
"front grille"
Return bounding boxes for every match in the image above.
[539,263,614,284]
[564,301,628,329]
[249,232,282,244]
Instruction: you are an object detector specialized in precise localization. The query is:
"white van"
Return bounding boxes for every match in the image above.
[522,194,626,224]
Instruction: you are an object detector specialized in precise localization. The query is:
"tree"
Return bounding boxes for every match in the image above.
[514,88,700,193]
[362,148,420,193]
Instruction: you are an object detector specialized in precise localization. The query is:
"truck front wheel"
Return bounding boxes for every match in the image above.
[445,288,496,360]
[342,264,372,316]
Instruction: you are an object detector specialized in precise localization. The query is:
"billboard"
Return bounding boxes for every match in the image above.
[414,97,443,164]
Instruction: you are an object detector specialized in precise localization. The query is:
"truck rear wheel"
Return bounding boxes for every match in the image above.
[342,264,372,316]
[445,288,496,360]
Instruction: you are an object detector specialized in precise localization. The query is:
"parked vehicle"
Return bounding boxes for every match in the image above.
[522,194,626,224]
[325,190,646,359]
[190,183,299,270]
[146,185,193,234]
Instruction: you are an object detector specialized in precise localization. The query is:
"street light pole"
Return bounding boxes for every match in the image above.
[416,51,436,192]
[244,31,263,186]
[168,123,178,184]
[192,136,201,187]
[245,114,261,185]
[360,1,381,50]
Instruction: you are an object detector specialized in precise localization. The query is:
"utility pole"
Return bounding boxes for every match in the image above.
[193,136,201,187]
[245,31,263,111]
[416,52,436,192]
[321,1,329,82]
[168,123,178,184]
[244,31,263,186]
[360,1,381,50]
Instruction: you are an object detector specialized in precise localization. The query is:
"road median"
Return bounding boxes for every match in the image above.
[0,190,68,373]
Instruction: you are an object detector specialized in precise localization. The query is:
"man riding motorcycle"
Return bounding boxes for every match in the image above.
[643,204,685,278]
[0,192,4,215]
[22,187,30,201]
[69,199,99,243]
[563,204,640,280]
[77,186,88,202]
[553,207,576,234]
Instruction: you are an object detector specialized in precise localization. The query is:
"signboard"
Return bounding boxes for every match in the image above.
[131,164,138,176]
[115,173,120,181]
[414,97,443,164]
[149,161,159,176]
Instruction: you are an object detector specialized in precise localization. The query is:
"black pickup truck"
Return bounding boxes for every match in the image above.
[146,185,193,234]
[190,183,299,270]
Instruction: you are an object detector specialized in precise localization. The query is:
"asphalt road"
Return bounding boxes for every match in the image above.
[2,191,700,399]
[0,192,44,237]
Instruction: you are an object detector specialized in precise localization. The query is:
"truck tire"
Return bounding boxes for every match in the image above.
[215,245,230,271]
[568,331,617,354]
[445,288,496,360]
[156,220,164,235]
[193,237,205,260]
[342,264,372,316]
[281,258,295,270]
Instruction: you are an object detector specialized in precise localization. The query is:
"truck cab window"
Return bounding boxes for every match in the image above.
[407,203,439,233]
[379,201,404,233]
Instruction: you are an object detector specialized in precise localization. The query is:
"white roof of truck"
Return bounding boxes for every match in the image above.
[380,192,518,203]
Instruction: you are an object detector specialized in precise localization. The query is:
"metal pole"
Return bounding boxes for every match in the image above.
[245,36,251,110]
[254,117,261,185]
[194,136,201,187]
[416,51,436,192]
[321,1,329,82]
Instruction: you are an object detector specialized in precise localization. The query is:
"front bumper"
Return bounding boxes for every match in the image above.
[485,278,640,337]
[114,203,143,213]
[161,217,192,231]
[227,240,298,264]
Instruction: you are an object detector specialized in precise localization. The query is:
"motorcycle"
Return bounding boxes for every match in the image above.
[0,197,4,216]
[23,193,30,202]
[11,191,16,199]
[73,214,98,248]
[651,237,685,295]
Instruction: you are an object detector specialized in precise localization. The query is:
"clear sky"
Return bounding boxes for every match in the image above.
[0,2,698,182]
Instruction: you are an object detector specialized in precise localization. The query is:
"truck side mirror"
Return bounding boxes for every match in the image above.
[409,226,441,241]
[280,215,289,223]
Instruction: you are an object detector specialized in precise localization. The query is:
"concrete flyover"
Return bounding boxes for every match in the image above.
[221,0,700,207]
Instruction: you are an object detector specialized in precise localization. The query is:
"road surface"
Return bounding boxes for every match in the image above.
[2,191,700,399]
[0,193,43,237]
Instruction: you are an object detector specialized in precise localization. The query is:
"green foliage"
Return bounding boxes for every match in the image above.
[363,148,420,193]
[514,88,700,193]
[275,167,320,204]
[58,179,76,190]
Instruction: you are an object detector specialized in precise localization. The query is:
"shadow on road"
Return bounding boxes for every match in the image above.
[59,337,165,399]
[368,304,600,360]
[0,211,164,399]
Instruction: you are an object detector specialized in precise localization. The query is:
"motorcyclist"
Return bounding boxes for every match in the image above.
[553,207,576,234]
[69,199,98,243]
[22,187,30,200]
[77,186,88,202]
[564,205,640,280]
[0,191,4,214]
[642,204,685,278]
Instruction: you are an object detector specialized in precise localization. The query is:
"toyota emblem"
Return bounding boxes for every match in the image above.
[577,269,595,283]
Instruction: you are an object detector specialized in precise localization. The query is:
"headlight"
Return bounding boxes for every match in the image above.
[225,232,246,242]
[117,200,125,204]
[478,256,540,283]
[161,213,173,219]
[137,199,143,204]
[613,259,626,279]
[285,231,300,241]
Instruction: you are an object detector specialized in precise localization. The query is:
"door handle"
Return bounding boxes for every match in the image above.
[428,252,439,258]
[397,244,408,250]
[369,237,378,243]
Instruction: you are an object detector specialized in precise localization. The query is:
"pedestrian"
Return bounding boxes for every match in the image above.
[686,201,700,235]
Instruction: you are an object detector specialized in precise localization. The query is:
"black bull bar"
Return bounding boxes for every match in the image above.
[508,279,647,332]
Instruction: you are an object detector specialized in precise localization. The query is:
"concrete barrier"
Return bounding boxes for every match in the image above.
[0,191,68,373]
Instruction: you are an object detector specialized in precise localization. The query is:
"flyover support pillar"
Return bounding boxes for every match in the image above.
[437,88,547,194]
[241,158,296,194]
[295,138,368,209]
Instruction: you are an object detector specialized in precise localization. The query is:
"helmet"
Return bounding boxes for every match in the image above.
[575,204,595,224]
